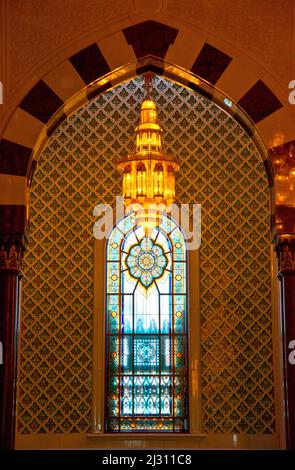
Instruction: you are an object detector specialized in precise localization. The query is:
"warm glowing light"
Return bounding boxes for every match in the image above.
[117,81,179,231]
[270,131,285,148]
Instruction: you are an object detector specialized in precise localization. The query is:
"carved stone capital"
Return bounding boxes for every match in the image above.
[275,235,295,273]
[0,234,27,272]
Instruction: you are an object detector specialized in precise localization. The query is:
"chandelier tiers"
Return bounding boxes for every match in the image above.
[117,96,180,223]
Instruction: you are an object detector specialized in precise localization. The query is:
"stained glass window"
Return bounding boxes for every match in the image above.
[105,214,188,432]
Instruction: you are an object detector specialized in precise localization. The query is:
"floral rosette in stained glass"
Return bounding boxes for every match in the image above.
[126,237,168,288]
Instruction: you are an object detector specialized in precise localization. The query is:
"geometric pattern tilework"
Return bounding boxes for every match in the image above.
[18,76,274,434]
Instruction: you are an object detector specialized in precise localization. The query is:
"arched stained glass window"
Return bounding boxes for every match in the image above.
[106,215,188,432]
[105,214,188,432]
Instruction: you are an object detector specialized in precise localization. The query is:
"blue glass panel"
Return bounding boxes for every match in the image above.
[106,214,188,432]
[108,336,119,374]
[159,295,172,333]
[174,294,186,334]
[134,336,159,374]
[156,271,171,294]
[171,228,186,261]
[108,295,119,334]
[107,376,119,417]
[122,230,138,253]
[154,230,171,253]
[174,336,187,373]
[107,261,120,293]
[121,294,133,333]
[160,376,173,415]
[175,375,187,417]
[161,336,172,373]
[173,261,186,294]
[159,217,173,233]
[121,375,133,415]
[133,287,159,334]
[121,335,133,374]
[107,228,123,260]
[133,376,160,415]
[117,214,136,234]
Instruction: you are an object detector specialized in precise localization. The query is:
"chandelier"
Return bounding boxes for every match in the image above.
[117,74,179,231]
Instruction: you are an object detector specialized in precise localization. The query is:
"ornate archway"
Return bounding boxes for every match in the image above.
[0,19,293,449]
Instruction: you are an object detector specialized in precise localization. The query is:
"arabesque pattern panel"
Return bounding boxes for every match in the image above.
[18,76,274,434]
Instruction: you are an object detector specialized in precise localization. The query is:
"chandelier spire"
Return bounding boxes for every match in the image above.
[117,75,179,231]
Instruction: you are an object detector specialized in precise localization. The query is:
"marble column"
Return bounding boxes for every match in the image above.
[276,235,295,449]
[0,235,25,450]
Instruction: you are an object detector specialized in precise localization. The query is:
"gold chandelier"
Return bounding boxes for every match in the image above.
[117,75,179,229]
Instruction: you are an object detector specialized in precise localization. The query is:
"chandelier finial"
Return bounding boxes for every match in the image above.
[144,72,154,99]
[117,78,179,232]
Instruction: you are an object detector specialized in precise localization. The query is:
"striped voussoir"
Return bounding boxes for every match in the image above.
[238,80,282,124]
[0,19,284,224]
[191,42,232,86]
[69,43,110,85]
[123,20,178,59]
[19,80,64,124]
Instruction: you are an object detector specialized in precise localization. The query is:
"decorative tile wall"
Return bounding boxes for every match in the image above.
[18,76,274,434]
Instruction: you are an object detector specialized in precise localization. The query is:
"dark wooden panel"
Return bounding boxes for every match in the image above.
[238,80,282,124]
[282,272,295,449]
[0,139,32,176]
[0,205,27,234]
[69,43,110,85]
[276,205,295,233]
[19,80,63,124]
[191,43,232,85]
[123,20,178,59]
[276,236,295,449]
[0,269,21,449]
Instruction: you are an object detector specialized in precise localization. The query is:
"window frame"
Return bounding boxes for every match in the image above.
[92,216,201,435]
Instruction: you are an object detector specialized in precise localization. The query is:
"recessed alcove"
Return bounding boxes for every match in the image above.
[16,75,276,449]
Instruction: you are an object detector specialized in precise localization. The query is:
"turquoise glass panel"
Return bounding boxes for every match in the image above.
[106,214,188,432]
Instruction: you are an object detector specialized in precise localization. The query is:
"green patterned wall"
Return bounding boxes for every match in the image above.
[18,76,274,434]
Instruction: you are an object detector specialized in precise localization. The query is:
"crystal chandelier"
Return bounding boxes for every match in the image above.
[117,75,179,230]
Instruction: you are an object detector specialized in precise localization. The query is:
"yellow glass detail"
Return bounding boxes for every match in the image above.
[117,78,180,232]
